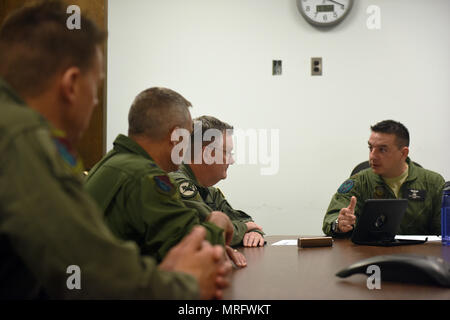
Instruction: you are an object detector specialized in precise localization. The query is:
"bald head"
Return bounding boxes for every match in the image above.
[128,87,192,141]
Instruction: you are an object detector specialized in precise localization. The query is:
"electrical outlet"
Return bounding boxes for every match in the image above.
[311,57,322,76]
[273,60,282,75]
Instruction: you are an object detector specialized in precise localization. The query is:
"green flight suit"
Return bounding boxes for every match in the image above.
[323,158,445,237]
[84,135,225,262]
[169,163,264,246]
[0,78,199,299]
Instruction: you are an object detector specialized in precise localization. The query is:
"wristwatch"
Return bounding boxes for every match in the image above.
[332,217,340,233]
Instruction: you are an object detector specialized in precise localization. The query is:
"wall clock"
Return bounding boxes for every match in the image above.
[297,0,354,27]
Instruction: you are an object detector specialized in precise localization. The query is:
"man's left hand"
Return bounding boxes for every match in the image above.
[225,245,247,268]
[243,231,265,247]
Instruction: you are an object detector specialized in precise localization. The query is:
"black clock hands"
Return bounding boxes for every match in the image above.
[327,0,344,9]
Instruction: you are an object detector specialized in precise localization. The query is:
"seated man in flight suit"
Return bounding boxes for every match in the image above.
[0,1,230,299]
[323,120,445,237]
[170,116,265,247]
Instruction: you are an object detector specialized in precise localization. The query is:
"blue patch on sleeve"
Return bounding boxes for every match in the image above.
[154,175,174,193]
[338,180,354,194]
[53,138,77,167]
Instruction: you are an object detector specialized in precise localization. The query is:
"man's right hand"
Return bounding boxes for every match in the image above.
[159,226,232,299]
[207,211,234,245]
[336,196,357,233]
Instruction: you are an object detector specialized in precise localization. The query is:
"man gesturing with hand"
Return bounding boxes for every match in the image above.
[323,120,445,237]
[334,196,357,233]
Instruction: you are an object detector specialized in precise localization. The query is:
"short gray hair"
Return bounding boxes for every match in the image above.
[191,115,233,148]
[128,87,192,140]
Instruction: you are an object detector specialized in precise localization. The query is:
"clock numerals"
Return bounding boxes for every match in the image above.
[298,0,353,27]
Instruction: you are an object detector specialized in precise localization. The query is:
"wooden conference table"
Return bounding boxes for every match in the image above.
[223,235,450,300]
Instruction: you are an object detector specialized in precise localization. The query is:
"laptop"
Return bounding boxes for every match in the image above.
[351,199,428,246]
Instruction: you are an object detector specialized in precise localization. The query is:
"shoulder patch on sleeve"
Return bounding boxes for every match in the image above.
[338,179,354,194]
[153,175,175,194]
[178,180,198,199]
[49,129,84,176]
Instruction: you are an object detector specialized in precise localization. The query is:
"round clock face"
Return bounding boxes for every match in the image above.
[297,0,353,27]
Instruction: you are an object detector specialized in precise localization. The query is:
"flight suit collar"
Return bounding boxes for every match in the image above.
[179,163,200,185]
[404,157,418,183]
[0,77,83,174]
[0,77,27,106]
[113,134,154,161]
[371,157,417,198]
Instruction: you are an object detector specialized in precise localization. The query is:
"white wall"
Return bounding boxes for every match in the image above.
[107,0,450,236]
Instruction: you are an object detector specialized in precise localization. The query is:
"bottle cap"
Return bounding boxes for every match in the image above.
[444,181,450,192]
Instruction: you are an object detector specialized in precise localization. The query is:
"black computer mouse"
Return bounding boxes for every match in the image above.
[336,254,450,287]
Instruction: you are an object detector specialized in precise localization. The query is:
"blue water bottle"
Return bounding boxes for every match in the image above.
[442,182,450,246]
